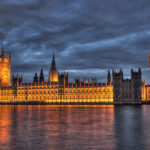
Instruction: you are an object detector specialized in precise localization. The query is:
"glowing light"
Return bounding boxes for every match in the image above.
[0,57,11,87]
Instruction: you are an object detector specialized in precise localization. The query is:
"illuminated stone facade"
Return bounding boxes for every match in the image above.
[0,44,11,87]
[0,81,113,103]
[0,52,113,103]
[0,50,149,104]
[0,73,113,103]
[142,82,150,102]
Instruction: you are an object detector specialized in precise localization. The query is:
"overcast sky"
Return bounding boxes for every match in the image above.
[0,0,150,82]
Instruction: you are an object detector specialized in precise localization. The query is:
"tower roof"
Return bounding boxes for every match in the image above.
[50,53,57,71]
[1,41,4,58]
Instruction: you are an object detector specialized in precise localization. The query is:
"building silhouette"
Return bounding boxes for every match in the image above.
[0,45,149,104]
[113,68,142,104]
[33,73,38,83]
[39,69,44,83]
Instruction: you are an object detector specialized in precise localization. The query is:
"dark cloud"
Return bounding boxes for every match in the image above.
[0,0,150,82]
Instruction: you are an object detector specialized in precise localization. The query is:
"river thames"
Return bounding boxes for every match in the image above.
[0,105,150,150]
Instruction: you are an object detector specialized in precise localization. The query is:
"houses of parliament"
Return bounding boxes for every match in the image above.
[0,45,149,104]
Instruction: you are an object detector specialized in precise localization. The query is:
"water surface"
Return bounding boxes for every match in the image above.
[0,105,150,150]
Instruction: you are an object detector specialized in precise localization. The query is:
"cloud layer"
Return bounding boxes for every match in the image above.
[0,0,150,82]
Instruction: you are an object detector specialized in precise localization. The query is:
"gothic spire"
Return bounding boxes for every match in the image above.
[50,52,57,71]
[1,41,4,58]
[107,70,111,83]
[40,69,44,83]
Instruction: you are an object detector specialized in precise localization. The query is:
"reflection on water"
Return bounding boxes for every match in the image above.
[0,105,150,150]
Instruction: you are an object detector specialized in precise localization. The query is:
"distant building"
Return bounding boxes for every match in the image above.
[113,68,142,104]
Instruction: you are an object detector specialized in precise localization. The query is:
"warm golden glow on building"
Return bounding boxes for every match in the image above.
[50,71,58,82]
[0,49,146,104]
[0,82,113,103]
[142,82,150,102]
[0,44,11,87]
[49,53,58,82]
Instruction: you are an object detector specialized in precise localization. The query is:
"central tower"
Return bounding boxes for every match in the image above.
[49,53,58,82]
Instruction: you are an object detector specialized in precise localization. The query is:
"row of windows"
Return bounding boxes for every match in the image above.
[1,92,13,95]
[64,90,111,93]
[18,91,58,94]
[0,87,112,92]
[16,86,112,90]
[122,86,132,90]
[16,97,113,101]
[63,96,112,99]
[16,90,112,94]
[122,94,140,98]
[17,86,58,90]
[15,95,112,99]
